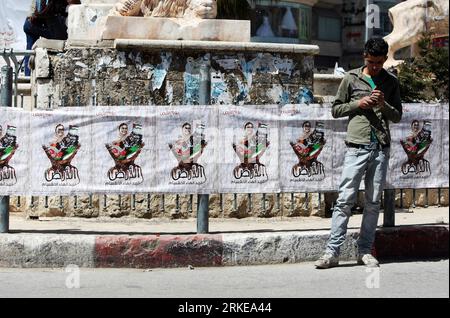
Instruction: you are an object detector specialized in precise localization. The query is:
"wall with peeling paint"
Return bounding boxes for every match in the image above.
[44,48,314,107]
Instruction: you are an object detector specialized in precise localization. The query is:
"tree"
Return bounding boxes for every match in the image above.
[397,33,449,102]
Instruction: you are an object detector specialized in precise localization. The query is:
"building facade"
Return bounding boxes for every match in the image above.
[248,0,403,70]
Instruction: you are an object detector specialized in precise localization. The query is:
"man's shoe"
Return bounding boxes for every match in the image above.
[315,253,339,269]
[357,254,379,267]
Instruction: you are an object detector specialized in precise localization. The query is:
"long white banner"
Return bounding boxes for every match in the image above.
[0,104,448,195]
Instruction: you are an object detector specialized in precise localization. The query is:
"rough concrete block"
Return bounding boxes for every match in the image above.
[0,234,96,268]
[33,38,65,52]
[103,16,251,42]
[222,231,358,266]
[67,4,113,44]
[35,48,50,78]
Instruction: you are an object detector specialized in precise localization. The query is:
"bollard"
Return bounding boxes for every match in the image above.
[0,65,13,232]
[383,189,395,227]
[196,60,211,234]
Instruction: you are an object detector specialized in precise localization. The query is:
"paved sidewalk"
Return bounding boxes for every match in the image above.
[0,207,448,268]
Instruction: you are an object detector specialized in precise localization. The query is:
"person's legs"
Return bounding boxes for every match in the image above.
[23,18,39,76]
[325,147,371,257]
[357,147,390,255]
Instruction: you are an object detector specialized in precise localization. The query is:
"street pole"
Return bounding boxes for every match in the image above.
[0,65,13,233]
[383,189,395,227]
[197,59,211,234]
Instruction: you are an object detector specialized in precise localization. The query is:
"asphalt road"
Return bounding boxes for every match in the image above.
[0,260,448,298]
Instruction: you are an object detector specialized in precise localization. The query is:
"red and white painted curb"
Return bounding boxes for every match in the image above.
[0,226,447,268]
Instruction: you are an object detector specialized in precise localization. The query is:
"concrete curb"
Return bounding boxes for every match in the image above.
[0,226,447,268]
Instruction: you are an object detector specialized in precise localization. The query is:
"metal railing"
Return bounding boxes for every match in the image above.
[1,49,35,108]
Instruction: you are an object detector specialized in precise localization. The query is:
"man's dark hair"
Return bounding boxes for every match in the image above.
[364,38,389,57]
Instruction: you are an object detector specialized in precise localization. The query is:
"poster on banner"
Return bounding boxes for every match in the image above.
[387,104,443,189]
[155,106,217,193]
[0,108,29,195]
[218,105,279,193]
[29,108,92,195]
[442,105,449,187]
[280,104,335,192]
[91,107,155,193]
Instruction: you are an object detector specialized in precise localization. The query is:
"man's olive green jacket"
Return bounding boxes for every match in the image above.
[332,66,403,146]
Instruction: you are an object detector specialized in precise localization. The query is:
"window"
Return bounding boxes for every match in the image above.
[318,16,341,42]
[250,2,311,44]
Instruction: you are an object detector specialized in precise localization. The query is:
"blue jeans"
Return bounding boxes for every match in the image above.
[325,146,390,256]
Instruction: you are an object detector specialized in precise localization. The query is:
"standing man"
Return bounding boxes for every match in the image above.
[315,38,402,269]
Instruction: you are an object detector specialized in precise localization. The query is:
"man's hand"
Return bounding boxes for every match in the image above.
[370,90,385,108]
[358,96,377,109]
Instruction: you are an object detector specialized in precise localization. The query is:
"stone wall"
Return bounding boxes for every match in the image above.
[9,189,450,219]
[34,46,314,108]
